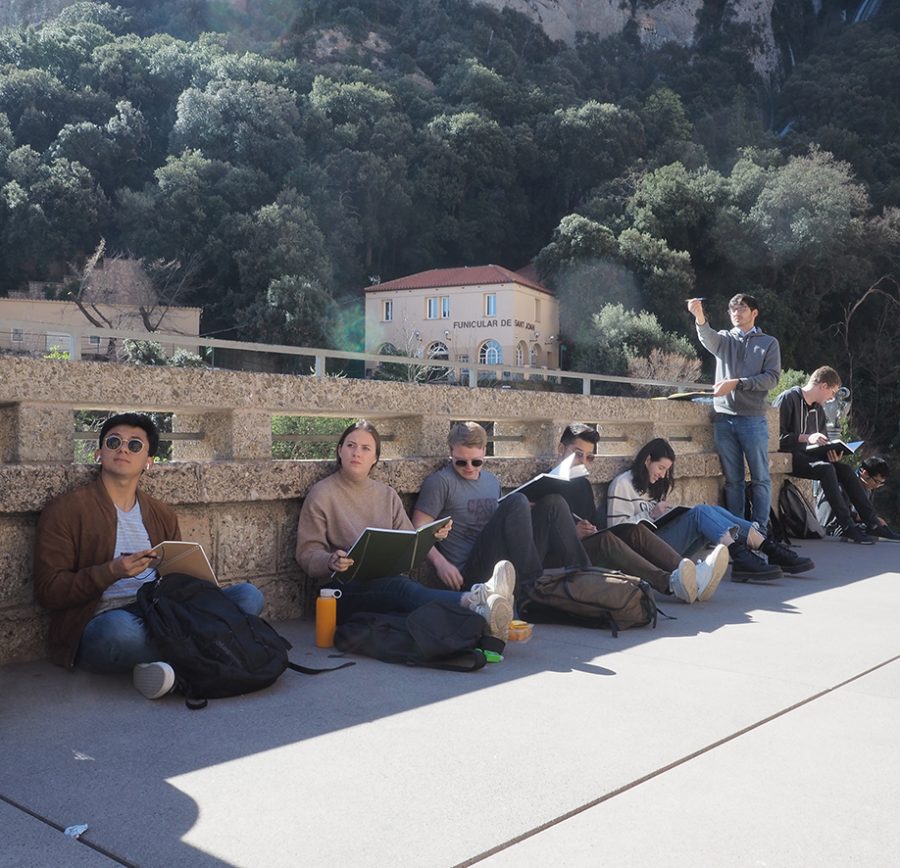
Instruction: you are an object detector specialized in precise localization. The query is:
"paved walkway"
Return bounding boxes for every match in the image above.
[2,537,898,868]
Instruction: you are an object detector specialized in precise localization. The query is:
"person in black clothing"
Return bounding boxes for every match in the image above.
[816,456,900,541]
[773,366,881,544]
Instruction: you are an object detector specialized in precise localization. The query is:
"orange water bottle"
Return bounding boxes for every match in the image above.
[315,588,341,648]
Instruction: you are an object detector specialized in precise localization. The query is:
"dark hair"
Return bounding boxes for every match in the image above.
[729,293,759,313]
[99,413,159,457]
[336,419,381,467]
[560,423,600,448]
[861,456,890,480]
[630,438,676,500]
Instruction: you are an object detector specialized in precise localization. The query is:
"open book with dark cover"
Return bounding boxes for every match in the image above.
[336,516,452,583]
[150,541,218,585]
[803,439,863,461]
[499,453,589,503]
[639,505,690,530]
[583,505,690,539]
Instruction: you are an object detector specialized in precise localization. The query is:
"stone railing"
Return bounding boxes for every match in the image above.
[0,356,792,664]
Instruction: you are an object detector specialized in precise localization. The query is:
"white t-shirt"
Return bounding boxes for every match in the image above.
[94,501,157,614]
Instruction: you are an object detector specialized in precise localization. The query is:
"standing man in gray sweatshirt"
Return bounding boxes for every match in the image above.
[687,293,781,527]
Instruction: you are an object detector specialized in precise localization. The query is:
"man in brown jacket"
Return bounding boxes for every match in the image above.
[34,413,263,698]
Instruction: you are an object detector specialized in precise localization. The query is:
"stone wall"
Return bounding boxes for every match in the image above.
[0,356,792,664]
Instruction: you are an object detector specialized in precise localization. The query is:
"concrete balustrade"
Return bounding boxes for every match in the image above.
[0,356,792,664]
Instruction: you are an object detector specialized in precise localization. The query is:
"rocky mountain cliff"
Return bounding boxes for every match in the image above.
[478,0,781,75]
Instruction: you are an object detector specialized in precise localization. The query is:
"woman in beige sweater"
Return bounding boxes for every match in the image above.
[295,420,514,638]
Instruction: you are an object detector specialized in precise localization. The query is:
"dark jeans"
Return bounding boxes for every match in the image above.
[335,575,464,624]
[791,455,879,531]
[462,493,589,601]
[76,582,264,674]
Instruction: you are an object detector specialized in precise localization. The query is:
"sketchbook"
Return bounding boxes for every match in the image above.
[499,453,589,503]
[803,439,863,461]
[652,390,715,401]
[585,505,690,538]
[336,516,452,583]
[150,541,218,585]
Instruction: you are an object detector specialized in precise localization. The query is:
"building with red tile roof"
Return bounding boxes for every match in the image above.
[364,264,559,381]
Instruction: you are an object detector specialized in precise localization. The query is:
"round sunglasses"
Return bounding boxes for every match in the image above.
[103,434,147,453]
[452,458,484,468]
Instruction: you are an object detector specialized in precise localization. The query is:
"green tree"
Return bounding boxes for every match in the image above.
[245,275,338,349]
[170,78,305,180]
[616,228,695,332]
[626,162,727,261]
[2,146,107,277]
[231,190,332,302]
[540,101,645,211]
[573,302,697,395]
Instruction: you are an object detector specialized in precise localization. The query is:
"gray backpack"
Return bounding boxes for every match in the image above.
[778,480,826,540]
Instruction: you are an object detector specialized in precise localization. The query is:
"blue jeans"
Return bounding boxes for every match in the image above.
[76,582,265,674]
[656,505,753,557]
[334,575,464,624]
[714,414,771,524]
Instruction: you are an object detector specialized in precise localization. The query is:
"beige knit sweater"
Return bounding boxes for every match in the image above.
[295,470,412,581]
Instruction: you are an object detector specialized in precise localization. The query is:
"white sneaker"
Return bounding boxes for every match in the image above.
[669,558,698,604]
[470,560,516,607]
[474,593,513,641]
[696,543,728,602]
[133,662,175,699]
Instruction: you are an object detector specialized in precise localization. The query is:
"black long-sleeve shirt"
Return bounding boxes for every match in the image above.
[772,385,826,453]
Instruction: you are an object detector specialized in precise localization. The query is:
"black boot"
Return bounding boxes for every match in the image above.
[760,537,815,574]
[729,542,782,582]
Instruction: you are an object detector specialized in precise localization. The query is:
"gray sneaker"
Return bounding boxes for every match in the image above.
[696,544,729,602]
[470,560,516,607]
[474,593,513,641]
[669,558,698,604]
[133,661,176,699]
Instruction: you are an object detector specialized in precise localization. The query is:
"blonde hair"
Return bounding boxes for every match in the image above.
[448,421,487,450]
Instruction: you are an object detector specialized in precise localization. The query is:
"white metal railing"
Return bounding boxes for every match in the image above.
[1,319,711,395]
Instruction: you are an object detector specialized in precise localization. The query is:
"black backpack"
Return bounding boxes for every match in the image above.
[136,573,353,708]
[333,601,503,671]
[778,479,826,540]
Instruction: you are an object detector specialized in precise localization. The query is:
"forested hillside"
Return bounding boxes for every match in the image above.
[1,0,898,459]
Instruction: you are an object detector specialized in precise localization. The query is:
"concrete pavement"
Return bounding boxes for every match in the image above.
[2,537,898,867]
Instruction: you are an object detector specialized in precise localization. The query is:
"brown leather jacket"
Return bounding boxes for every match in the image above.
[33,478,180,668]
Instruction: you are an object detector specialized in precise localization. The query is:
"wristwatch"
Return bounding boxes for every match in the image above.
[735,379,745,391]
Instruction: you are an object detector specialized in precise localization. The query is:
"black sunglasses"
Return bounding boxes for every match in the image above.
[104,434,147,453]
[453,458,484,468]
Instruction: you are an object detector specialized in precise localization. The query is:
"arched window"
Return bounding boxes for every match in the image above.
[479,340,502,365]
[378,342,398,356]
[426,341,449,361]
[515,341,527,366]
[530,343,542,366]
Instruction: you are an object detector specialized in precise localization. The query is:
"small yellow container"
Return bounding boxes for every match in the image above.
[507,620,533,642]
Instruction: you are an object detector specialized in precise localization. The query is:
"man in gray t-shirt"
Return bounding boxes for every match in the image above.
[415,463,501,568]
[413,422,588,602]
